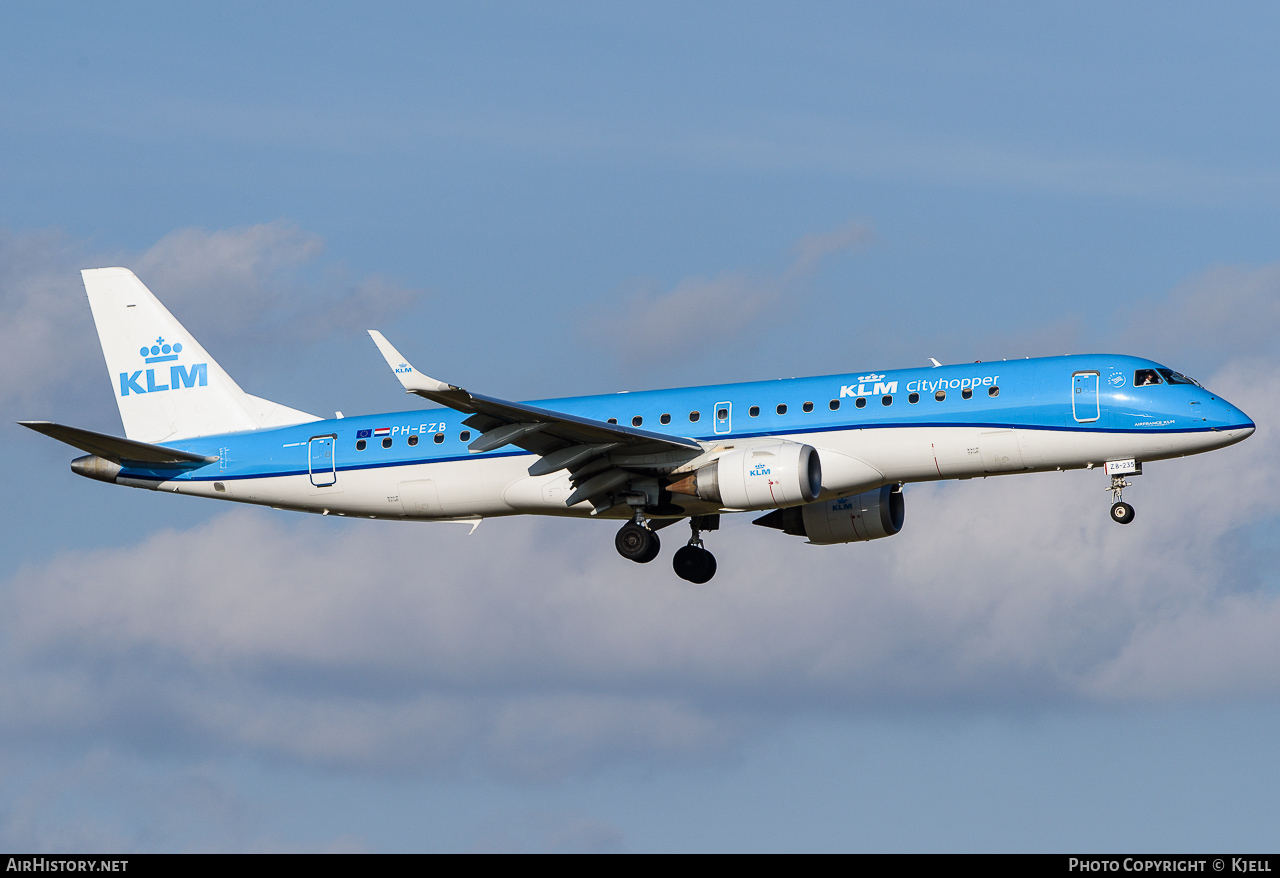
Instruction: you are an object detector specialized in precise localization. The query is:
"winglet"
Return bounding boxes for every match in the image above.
[928,357,942,368]
[367,330,455,393]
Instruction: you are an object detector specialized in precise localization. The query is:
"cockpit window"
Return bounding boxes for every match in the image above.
[1134,369,1163,386]
[1157,368,1201,387]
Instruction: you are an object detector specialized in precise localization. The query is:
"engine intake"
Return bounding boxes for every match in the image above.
[667,442,821,510]
[753,485,905,544]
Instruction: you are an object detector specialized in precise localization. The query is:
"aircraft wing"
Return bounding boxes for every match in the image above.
[18,421,218,466]
[368,332,702,499]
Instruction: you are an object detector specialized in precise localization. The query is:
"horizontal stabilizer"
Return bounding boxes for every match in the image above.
[18,421,217,467]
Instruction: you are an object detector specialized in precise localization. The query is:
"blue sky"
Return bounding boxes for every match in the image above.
[4,2,1280,851]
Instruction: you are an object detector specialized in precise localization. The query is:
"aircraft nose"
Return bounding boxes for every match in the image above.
[1215,398,1254,442]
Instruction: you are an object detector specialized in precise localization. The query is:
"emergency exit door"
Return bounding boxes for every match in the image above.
[713,401,732,435]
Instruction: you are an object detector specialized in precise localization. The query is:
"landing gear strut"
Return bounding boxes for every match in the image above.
[616,519,661,563]
[1109,475,1135,525]
[672,516,717,583]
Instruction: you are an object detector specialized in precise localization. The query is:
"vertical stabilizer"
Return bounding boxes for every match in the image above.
[82,267,320,443]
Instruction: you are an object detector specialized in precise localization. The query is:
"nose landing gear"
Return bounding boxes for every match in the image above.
[673,515,718,583]
[1109,474,1135,525]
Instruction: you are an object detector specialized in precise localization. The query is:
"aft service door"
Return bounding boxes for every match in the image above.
[713,401,732,435]
[308,435,337,487]
[1072,372,1100,423]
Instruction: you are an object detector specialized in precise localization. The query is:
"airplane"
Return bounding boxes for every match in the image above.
[21,268,1255,583]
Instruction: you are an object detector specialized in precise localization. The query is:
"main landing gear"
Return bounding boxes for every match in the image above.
[672,516,717,584]
[615,520,661,563]
[614,514,719,582]
[1109,474,1135,525]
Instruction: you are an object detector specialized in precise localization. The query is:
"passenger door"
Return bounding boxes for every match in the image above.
[1072,372,1100,423]
[308,435,337,487]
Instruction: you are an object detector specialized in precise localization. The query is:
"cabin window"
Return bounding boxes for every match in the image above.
[460,430,471,441]
[829,399,840,410]
[854,397,867,409]
[632,415,643,426]
[356,439,367,451]
[434,432,445,444]
[608,418,618,424]
[908,392,920,404]
[962,388,973,399]
[382,437,393,449]
[689,411,700,422]
[660,413,671,425]
[749,406,760,417]
[717,408,729,419]
[935,390,946,401]
[777,403,788,415]
[802,401,813,413]
[882,395,892,406]
[989,386,1000,397]
[1134,369,1163,386]
[407,435,419,446]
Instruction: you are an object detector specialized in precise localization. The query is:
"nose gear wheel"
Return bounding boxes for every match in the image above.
[1110,501,1135,524]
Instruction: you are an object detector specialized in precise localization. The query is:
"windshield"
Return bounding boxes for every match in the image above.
[1157,368,1201,387]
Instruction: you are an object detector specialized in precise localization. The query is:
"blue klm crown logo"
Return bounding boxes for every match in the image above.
[120,335,207,396]
[140,336,183,363]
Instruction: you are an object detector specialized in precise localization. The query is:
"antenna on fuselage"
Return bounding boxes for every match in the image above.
[928,358,942,368]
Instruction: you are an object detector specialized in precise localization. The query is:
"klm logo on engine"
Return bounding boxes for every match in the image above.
[749,462,772,477]
[119,336,208,396]
[840,373,897,398]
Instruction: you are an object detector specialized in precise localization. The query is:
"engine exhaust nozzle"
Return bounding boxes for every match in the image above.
[70,454,122,483]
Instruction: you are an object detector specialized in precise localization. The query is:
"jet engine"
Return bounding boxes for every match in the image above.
[753,485,905,544]
[667,441,821,510]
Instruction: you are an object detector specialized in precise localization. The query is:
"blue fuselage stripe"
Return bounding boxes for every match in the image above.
[122,354,1254,482]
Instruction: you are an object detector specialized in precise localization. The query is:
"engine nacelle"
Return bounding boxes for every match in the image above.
[667,441,821,511]
[753,485,905,544]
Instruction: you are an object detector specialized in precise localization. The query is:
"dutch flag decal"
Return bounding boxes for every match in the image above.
[374,427,391,436]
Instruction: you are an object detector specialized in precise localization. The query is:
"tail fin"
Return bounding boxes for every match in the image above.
[83,267,320,442]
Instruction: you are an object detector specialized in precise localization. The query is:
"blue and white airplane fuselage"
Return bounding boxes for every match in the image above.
[22,269,1254,583]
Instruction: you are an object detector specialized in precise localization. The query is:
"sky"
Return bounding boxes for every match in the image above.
[3,2,1280,852]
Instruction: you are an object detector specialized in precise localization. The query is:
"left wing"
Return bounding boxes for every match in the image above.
[367,331,703,511]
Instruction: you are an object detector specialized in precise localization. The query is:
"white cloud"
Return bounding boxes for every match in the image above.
[1117,264,1280,371]
[0,223,421,421]
[0,229,100,414]
[789,220,875,277]
[7,241,1280,783]
[131,222,418,343]
[0,354,1275,779]
[581,219,872,366]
